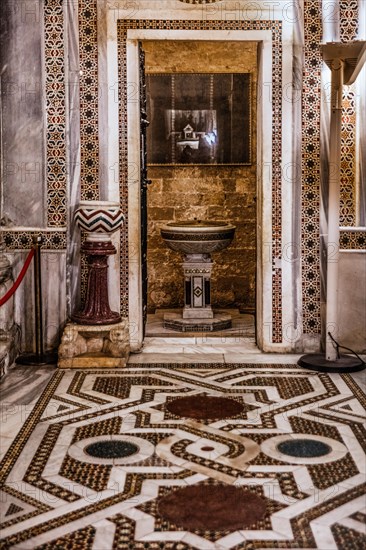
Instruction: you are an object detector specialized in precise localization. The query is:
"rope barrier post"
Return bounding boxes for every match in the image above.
[33,235,44,358]
[16,235,58,366]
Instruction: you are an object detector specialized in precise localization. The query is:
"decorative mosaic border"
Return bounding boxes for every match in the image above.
[44,0,67,227]
[117,19,283,342]
[340,0,358,42]
[301,0,322,334]
[78,0,100,201]
[340,88,356,226]
[339,230,366,250]
[339,0,358,227]
[2,231,67,250]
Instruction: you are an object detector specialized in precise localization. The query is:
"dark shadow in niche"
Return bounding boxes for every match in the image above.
[146,73,251,165]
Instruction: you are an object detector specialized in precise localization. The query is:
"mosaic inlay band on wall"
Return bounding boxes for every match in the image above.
[117,20,283,342]
[78,0,100,201]
[2,231,67,251]
[339,0,358,42]
[340,88,356,226]
[44,0,67,227]
[339,230,366,250]
[301,0,322,334]
[339,0,358,227]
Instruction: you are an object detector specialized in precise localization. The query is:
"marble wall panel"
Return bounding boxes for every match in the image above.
[338,252,366,352]
[0,0,45,227]
[11,251,67,354]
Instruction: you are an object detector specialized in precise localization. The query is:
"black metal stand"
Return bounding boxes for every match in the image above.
[297,353,365,373]
[16,235,58,366]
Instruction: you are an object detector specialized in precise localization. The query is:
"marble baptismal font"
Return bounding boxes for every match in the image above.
[161,220,236,331]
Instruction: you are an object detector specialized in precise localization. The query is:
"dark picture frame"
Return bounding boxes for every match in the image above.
[146,73,252,165]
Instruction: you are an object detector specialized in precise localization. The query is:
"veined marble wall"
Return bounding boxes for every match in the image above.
[1,0,45,227]
[0,0,68,355]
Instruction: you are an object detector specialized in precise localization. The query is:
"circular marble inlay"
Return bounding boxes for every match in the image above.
[261,434,348,465]
[157,484,266,531]
[277,439,331,458]
[201,446,215,452]
[166,395,244,420]
[85,440,139,459]
[67,435,155,465]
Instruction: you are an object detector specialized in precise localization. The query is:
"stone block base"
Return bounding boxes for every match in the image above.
[183,306,214,319]
[58,321,130,369]
[163,312,232,332]
[0,324,20,378]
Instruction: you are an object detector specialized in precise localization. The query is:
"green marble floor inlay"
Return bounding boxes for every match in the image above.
[84,440,139,459]
[277,439,332,458]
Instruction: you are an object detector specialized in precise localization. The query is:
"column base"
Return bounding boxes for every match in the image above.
[163,312,232,332]
[298,353,365,373]
[58,321,130,368]
[71,311,121,325]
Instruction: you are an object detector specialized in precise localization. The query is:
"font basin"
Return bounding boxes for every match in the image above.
[160,220,236,254]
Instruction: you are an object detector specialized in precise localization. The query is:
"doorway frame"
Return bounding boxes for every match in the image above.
[105,17,297,353]
[126,30,272,352]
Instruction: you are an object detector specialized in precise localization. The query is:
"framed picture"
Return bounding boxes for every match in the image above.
[146,73,252,166]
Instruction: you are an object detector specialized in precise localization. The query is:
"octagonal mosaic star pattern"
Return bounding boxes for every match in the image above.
[1,364,365,549]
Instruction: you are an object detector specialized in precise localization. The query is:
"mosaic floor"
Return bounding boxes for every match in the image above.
[1,363,365,549]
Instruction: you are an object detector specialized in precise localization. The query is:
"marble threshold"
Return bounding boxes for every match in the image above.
[141,308,259,358]
[146,309,255,338]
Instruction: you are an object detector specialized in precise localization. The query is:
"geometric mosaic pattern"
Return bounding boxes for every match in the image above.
[301,0,323,334]
[44,0,67,227]
[77,0,100,302]
[1,364,365,549]
[340,230,366,250]
[2,231,67,251]
[117,20,283,342]
[78,0,100,201]
[340,0,359,42]
[339,0,359,229]
[340,88,357,226]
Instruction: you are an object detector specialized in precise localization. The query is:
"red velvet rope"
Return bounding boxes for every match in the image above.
[0,248,35,307]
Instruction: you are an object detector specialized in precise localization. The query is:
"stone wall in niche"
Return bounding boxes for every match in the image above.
[144,41,257,313]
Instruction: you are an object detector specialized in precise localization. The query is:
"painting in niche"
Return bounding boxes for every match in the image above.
[146,73,251,165]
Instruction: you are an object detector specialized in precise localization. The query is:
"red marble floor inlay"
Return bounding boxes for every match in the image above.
[166,395,244,420]
[157,484,267,531]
